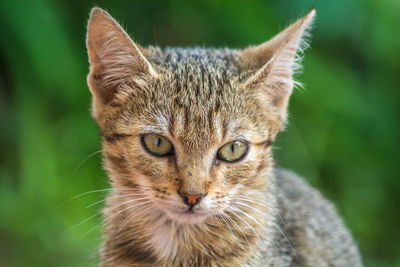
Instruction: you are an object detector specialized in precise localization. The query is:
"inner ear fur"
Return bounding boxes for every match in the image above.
[86,7,156,104]
[240,9,315,125]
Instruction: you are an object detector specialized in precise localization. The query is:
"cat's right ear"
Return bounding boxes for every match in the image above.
[239,10,315,130]
[86,7,156,104]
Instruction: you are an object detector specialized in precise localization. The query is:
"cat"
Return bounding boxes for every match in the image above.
[86,7,362,267]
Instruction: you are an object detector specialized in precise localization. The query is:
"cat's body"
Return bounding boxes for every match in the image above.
[86,8,362,266]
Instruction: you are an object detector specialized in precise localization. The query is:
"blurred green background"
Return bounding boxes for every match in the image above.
[0,0,399,266]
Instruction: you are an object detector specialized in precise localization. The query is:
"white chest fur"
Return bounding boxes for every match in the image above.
[145,218,180,259]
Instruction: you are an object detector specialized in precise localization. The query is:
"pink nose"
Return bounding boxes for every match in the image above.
[180,193,204,206]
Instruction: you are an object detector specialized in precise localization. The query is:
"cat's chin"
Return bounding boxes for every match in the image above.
[165,209,209,224]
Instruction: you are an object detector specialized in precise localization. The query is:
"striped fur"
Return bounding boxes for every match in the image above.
[86,8,362,266]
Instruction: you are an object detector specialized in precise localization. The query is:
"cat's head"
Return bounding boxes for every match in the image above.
[86,8,314,224]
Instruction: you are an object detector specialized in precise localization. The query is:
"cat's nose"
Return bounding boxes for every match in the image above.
[179,192,205,206]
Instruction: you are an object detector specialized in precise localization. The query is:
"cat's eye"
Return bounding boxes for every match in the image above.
[217,141,249,162]
[141,134,174,157]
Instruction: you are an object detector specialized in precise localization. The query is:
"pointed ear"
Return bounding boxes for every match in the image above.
[240,9,315,124]
[86,7,156,103]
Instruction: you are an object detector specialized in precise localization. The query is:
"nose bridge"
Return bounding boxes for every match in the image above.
[178,159,208,195]
[176,117,214,195]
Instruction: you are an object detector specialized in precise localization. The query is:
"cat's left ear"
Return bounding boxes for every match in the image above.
[86,7,156,104]
[240,9,315,125]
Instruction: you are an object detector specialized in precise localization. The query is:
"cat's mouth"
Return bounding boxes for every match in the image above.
[168,208,209,224]
[177,208,200,215]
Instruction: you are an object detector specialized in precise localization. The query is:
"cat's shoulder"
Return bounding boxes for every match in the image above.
[273,168,362,266]
[274,168,325,204]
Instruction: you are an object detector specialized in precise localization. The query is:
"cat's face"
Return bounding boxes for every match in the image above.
[86,8,314,224]
[98,53,277,223]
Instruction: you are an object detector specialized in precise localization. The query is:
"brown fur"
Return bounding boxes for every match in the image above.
[86,7,362,266]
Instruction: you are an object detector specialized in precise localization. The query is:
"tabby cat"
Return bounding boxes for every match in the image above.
[86,7,362,266]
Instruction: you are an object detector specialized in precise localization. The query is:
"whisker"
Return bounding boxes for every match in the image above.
[271,221,297,259]
[215,213,235,239]
[86,193,148,209]
[117,203,155,232]
[58,184,154,209]
[57,188,113,208]
[229,206,268,233]
[234,201,267,217]
[67,210,103,232]
[83,199,153,238]
[211,214,222,228]
[69,198,150,234]
[73,149,103,174]
[226,207,260,239]
[235,197,288,228]
[225,208,250,247]
[104,198,152,221]
[235,197,274,210]
[230,203,297,258]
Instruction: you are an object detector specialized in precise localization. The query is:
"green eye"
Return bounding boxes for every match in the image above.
[217,141,249,162]
[142,134,173,157]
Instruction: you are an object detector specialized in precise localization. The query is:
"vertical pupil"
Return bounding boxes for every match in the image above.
[231,144,235,153]
[155,137,161,147]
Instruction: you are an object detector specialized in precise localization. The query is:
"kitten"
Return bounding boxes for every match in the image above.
[86,7,362,267]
